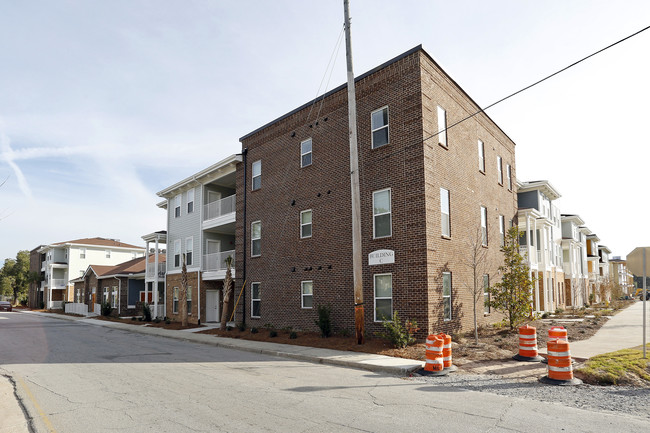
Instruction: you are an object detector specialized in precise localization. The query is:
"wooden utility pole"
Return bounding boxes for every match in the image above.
[343,0,364,344]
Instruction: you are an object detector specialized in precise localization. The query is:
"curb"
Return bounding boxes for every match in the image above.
[17,310,424,375]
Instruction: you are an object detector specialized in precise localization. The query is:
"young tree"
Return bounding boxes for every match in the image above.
[180,253,188,327]
[462,223,491,344]
[220,254,234,329]
[0,250,30,304]
[488,226,534,329]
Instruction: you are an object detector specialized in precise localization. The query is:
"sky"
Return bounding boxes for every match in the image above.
[1,0,649,261]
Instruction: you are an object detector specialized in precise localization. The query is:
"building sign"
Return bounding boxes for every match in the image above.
[369,249,395,266]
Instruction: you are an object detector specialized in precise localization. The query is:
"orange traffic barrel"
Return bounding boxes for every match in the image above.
[548,326,568,343]
[539,340,582,385]
[425,335,444,372]
[513,325,543,362]
[437,333,452,368]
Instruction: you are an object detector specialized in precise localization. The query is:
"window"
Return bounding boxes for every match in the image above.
[251,282,261,318]
[437,106,447,147]
[187,189,194,214]
[174,239,181,267]
[499,215,505,247]
[301,138,312,167]
[440,188,450,237]
[105,250,111,259]
[506,164,512,190]
[251,221,261,257]
[252,160,261,191]
[497,156,503,185]
[483,275,490,314]
[301,281,313,309]
[80,248,86,259]
[186,237,193,266]
[442,272,452,321]
[79,270,84,277]
[173,287,179,314]
[374,273,392,321]
[103,288,109,304]
[478,140,485,172]
[174,194,181,218]
[480,206,488,246]
[187,286,192,315]
[371,106,389,149]
[111,286,118,308]
[300,210,312,239]
[373,189,391,238]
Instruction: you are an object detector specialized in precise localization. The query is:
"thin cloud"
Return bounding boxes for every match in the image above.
[0,130,33,200]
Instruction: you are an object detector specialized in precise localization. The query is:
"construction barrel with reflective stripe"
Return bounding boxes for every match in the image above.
[548,326,568,343]
[438,333,453,368]
[425,335,444,371]
[516,324,540,359]
[546,340,574,381]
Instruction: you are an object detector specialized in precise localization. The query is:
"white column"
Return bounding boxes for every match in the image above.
[154,237,159,318]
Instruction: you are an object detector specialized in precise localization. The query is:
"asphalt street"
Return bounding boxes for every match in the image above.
[1,311,649,433]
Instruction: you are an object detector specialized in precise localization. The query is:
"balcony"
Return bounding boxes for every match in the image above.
[202,250,235,280]
[146,263,166,280]
[202,195,236,230]
[48,279,67,289]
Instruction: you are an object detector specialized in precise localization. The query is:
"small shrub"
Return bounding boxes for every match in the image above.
[165,319,171,325]
[138,317,143,322]
[226,325,233,331]
[541,312,550,319]
[377,311,419,349]
[142,303,152,322]
[269,330,278,338]
[153,318,161,324]
[263,323,274,330]
[131,316,137,321]
[40,301,45,309]
[289,331,298,339]
[339,328,351,337]
[237,322,246,331]
[314,304,333,338]
[101,302,113,317]
[251,327,259,334]
[555,308,564,314]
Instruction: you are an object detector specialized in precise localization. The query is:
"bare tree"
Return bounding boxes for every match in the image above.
[220,254,234,329]
[462,223,492,345]
[180,253,188,327]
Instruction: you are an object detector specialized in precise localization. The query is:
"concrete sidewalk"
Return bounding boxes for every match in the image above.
[540,300,650,360]
[16,310,424,375]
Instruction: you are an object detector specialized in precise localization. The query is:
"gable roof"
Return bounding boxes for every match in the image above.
[81,255,166,279]
[51,237,144,249]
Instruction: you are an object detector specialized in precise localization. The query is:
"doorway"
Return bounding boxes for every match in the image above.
[206,290,220,322]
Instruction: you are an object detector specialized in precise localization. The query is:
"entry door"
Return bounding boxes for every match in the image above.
[206,290,220,322]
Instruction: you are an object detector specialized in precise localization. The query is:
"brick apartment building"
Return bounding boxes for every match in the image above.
[236,46,518,336]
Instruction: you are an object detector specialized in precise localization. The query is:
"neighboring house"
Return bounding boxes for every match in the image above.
[598,245,612,301]
[156,155,239,324]
[516,180,565,313]
[560,214,589,307]
[609,256,634,296]
[585,230,601,303]
[236,45,518,336]
[29,238,145,309]
[28,245,46,308]
[71,254,165,316]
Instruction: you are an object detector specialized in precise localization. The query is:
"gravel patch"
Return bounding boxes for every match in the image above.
[411,371,650,418]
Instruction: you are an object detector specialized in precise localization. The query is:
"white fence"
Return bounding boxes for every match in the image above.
[203,195,236,221]
[65,303,89,316]
[203,250,235,272]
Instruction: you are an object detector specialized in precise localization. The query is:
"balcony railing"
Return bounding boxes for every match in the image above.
[203,250,235,272]
[146,262,166,279]
[203,195,236,221]
[50,279,67,289]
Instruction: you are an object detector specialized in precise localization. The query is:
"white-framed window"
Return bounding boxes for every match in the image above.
[300,209,312,239]
[174,239,181,267]
[186,237,193,266]
[186,286,192,315]
[301,280,313,309]
[301,138,312,167]
[111,286,118,308]
[103,287,109,304]
[173,287,179,314]
[506,164,512,190]
[252,160,261,191]
[374,273,393,321]
[251,282,261,318]
[497,156,503,185]
[174,194,181,218]
[478,139,485,172]
[442,272,452,321]
[440,187,450,237]
[80,248,86,259]
[480,206,488,246]
[373,188,391,238]
[251,221,261,257]
[483,274,490,314]
[371,106,389,149]
[499,215,505,247]
[105,250,111,259]
[187,189,194,214]
[437,106,447,147]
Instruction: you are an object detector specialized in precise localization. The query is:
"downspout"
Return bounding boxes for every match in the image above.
[241,147,248,326]
[197,270,201,325]
[113,276,121,315]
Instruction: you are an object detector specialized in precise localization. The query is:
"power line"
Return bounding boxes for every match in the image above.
[422,23,650,144]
